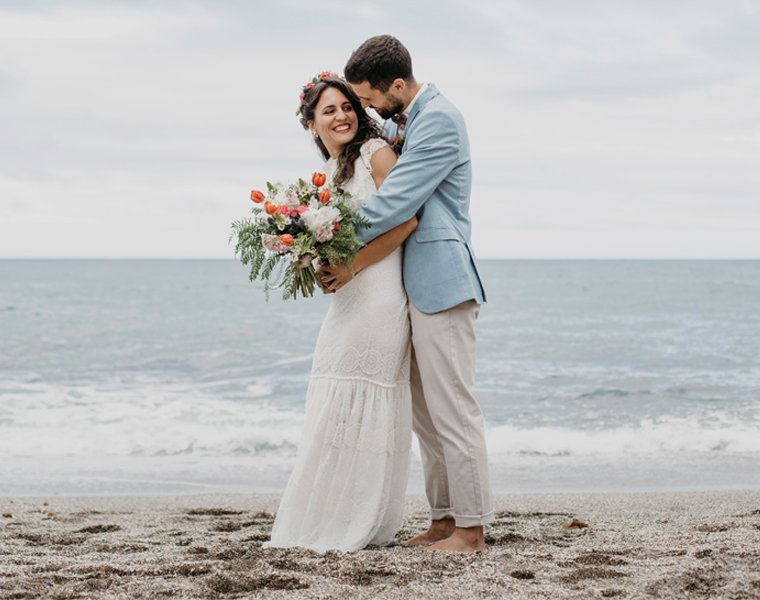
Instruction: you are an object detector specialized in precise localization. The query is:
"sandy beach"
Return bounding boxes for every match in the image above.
[1,491,759,599]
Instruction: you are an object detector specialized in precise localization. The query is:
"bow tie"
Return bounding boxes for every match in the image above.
[391,113,407,127]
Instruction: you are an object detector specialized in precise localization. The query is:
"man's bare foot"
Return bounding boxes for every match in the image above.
[403,518,456,546]
[423,526,486,553]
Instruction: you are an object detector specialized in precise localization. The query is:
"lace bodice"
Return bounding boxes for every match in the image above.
[324,137,388,210]
[311,135,407,388]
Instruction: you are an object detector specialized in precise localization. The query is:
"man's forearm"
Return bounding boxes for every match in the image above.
[358,198,420,243]
[354,217,418,273]
[358,111,460,243]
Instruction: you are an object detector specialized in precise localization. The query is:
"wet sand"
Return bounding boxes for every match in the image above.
[1,491,759,599]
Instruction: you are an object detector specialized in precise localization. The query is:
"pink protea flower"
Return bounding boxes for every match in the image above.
[314,224,334,243]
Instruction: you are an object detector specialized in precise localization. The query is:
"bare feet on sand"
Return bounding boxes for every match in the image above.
[423,526,486,553]
[405,520,486,553]
[403,517,456,546]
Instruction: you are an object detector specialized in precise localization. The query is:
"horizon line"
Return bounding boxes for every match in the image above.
[2,257,759,261]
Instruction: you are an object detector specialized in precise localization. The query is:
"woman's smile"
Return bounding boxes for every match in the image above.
[311,87,359,156]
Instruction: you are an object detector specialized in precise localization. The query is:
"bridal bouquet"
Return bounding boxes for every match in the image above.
[231,172,368,299]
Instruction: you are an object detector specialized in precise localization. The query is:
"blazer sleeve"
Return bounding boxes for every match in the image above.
[358,109,460,243]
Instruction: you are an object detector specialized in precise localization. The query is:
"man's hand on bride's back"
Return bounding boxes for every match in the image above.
[320,262,355,292]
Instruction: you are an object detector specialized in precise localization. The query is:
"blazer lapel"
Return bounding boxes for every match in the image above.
[404,83,440,131]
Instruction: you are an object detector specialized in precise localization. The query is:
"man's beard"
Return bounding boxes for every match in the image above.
[376,96,405,120]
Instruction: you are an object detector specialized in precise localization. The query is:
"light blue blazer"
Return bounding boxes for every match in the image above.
[358,84,487,314]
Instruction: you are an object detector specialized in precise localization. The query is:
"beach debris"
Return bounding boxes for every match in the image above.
[212,521,243,532]
[205,571,308,593]
[697,523,731,532]
[2,513,11,518]
[574,551,627,566]
[510,569,535,580]
[186,508,244,516]
[75,524,122,534]
[559,567,628,583]
[562,518,589,530]
[485,531,526,545]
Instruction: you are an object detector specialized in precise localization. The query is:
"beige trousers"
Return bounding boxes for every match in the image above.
[409,299,494,528]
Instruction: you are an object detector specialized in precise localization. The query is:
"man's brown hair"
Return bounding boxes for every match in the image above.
[344,35,414,92]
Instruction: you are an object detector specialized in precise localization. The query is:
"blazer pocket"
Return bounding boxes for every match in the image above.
[414,227,462,243]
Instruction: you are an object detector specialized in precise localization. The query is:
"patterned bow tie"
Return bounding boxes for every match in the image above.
[391,112,407,127]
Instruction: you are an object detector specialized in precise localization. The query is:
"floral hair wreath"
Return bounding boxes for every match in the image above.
[295,70,345,118]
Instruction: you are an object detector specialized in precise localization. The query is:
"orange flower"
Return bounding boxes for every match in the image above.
[312,172,327,187]
[318,188,331,204]
[279,234,294,245]
[264,201,278,215]
[250,189,265,203]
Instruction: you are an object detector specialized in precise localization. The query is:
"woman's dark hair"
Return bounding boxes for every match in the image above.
[298,77,381,186]
[344,35,414,92]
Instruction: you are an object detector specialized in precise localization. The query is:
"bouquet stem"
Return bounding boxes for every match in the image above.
[292,264,321,299]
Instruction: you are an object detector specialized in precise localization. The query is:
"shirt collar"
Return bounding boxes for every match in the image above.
[403,83,428,118]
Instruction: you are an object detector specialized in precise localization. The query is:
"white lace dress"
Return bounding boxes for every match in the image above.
[265,138,412,552]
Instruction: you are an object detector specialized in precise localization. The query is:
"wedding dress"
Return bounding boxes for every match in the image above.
[264,138,412,552]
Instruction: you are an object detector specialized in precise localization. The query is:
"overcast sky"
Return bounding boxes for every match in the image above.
[1,0,758,258]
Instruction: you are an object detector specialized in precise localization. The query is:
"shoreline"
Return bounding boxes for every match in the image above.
[2,491,759,599]
[3,451,759,498]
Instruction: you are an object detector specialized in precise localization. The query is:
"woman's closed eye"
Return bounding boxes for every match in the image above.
[324,103,353,116]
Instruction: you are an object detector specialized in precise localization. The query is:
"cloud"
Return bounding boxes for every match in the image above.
[1,0,758,258]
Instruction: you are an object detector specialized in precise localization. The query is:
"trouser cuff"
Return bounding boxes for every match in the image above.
[430,507,455,520]
[454,510,495,528]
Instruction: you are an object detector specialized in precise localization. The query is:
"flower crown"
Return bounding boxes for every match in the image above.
[295,70,345,117]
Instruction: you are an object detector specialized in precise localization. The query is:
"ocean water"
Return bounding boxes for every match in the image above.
[1,259,758,496]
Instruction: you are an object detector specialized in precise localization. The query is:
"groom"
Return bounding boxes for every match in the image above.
[344,35,493,552]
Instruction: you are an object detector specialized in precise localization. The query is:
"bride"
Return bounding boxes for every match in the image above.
[264,73,417,552]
